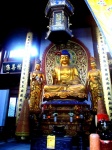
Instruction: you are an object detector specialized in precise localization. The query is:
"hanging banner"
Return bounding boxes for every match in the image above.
[85,0,112,55]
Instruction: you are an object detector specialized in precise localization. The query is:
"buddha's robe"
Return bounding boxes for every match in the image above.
[44,66,86,93]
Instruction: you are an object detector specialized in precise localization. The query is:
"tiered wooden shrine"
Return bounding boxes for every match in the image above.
[41,99,91,136]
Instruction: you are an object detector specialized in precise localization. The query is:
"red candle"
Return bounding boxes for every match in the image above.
[90,134,100,150]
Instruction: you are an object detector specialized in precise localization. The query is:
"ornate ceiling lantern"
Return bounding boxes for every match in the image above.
[45,0,74,44]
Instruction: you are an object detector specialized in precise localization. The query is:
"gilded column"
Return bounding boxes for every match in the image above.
[95,27,112,120]
[16,32,33,123]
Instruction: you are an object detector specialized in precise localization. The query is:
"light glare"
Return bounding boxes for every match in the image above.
[10,46,38,58]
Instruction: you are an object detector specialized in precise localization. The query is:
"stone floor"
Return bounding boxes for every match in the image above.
[0,138,90,150]
[0,139,30,150]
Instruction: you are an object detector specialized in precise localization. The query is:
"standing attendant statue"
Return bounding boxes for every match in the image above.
[87,57,103,111]
[29,59,45,112]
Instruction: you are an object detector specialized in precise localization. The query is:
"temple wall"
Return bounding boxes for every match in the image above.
[0,90,9,126]
[39,28,94,60]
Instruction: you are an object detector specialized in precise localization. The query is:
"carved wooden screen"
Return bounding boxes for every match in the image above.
[42,39,90,86]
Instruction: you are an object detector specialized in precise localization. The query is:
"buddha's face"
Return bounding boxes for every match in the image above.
[60,55,69,65]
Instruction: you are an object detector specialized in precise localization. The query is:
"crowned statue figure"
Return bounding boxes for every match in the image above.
[43,50,87,100]
[29,59,45,112]
[87,57,104,111]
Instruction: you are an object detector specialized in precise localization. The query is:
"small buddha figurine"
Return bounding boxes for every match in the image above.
[29,59,45,112]
[43,50,87,99]
[87,57,103,110]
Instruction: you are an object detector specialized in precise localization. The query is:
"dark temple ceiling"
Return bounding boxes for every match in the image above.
[0,0,96,48]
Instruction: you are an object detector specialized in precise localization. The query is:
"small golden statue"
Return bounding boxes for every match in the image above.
[87,57,103,110]
[29,59,45,112]
[43,50,87,100]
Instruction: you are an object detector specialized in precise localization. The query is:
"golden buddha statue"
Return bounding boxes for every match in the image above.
[29,59,45,112]
[87,57,103,110]
[43,50,87,100]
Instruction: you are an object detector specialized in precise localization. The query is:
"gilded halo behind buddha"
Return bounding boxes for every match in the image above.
[42,41,89,100]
